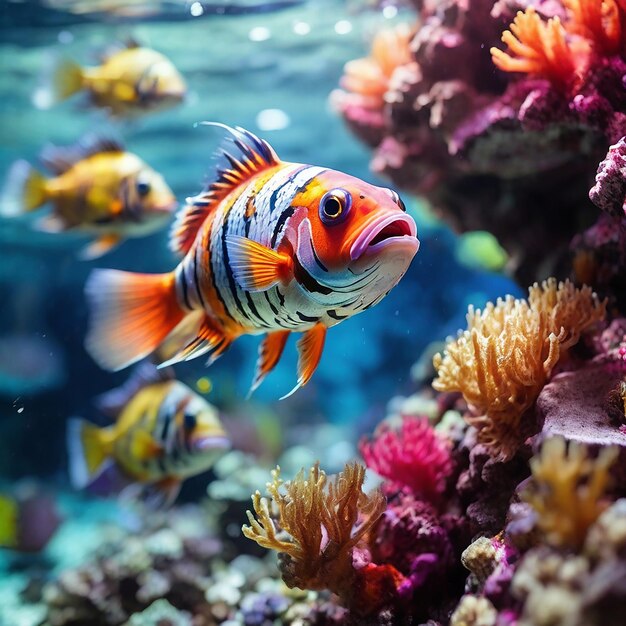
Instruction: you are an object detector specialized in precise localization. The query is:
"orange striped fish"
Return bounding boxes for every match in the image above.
[85,124,419,397]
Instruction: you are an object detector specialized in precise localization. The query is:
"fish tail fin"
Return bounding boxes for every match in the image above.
[35,57,84,108]
[67,418,112,489]
[0,494,19,548]
[0,160,48,216]
[85,270,186,371]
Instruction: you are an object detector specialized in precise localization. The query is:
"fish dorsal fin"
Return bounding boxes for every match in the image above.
[169,123,281,258]
[40,134,125,175]
[98,37,141,63]
[95,361,174,419]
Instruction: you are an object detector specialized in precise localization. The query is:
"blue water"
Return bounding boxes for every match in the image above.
[0,0,518,480]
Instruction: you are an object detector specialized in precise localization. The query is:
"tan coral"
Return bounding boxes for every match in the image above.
[433,279,606,459]
[242,462,385,594]
[449,594,498,626]
[523,437,618,549]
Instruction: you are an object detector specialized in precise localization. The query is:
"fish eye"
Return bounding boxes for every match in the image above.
[183,413,197,430]
[136,179,151,197]
[319,189,352,225]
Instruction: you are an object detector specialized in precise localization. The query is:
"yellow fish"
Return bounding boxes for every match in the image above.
[40,39,187,117]
[1,136,177,259]
[67,364,230,508]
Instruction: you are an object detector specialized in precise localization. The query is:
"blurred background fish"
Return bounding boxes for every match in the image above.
[36,39,187,117]
[0,483,63,553]
[0,135,177,259]
[67,363,230,508]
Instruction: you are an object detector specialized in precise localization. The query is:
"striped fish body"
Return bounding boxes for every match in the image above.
[86,125,419,397]
[67,374,229,507]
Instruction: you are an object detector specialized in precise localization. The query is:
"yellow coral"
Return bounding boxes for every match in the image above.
[523,437,618,549]
[242,462,385,593]
[433,279,605,459]
[490,8,579,86]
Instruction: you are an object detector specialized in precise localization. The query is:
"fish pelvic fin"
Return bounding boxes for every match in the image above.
[158,314,232,368]
[85,269,185,371]
[119,477,182,511]
[226,235,292,292]
[280,323,326,400]
[0,494,19,549]
[79,234,122,261]
[248,330,290,397]
[0,160,49,216]
[67,418,114,489]
[169,123,281,258]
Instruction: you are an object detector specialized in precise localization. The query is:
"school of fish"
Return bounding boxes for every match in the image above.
[1,38,420,510]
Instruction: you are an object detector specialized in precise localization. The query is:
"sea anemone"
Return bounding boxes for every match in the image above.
[359,416,453,503]
[242,462,386,607]
[522,437,618,550]
[433,279,606,459]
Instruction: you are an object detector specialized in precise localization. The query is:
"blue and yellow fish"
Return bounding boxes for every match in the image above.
[85,124,420,396]
[67,364,230,507]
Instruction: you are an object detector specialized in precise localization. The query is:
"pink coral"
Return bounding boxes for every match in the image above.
[360,416,453,502]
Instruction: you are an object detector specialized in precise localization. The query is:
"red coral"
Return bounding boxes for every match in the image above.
[360,416,453,502]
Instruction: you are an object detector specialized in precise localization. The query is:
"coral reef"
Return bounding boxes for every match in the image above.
[335,0,626,285]
[433,278,605,459]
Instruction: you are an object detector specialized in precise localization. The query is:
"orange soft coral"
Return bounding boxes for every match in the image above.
[432,279,606,460]
[338,24,413,110]
[564,0,623,55]
[522,437,618,549]
[490,7,584,87]
[242,462,385,596]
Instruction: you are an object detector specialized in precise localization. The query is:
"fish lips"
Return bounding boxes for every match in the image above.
[191,434,231,453]
[350,213,419,262]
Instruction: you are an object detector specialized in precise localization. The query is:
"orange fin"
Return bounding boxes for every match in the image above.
[281,323,326,400]
[248,331,290,397]
[79,234,122,261]
[158,314,232,368]
[169,124,280,258]
[67,417,114,489]
[85,270,185,371]
[226,235,292,292]
[130,430,163,461]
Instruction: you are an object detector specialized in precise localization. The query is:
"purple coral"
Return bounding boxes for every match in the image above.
[360,416,453,503]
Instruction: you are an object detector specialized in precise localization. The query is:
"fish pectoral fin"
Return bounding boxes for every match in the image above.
[158,315,232,368]
[248,330,290,397]
[33,214,66,233]
[226,235,292,292]
[120,478,182,510]
[130,430,163,461]
[79,234,122,261]
[280,323,327,400]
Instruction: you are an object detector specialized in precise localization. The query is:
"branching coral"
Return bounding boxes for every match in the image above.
[522,437,618,550]
[433,278,606,459]
[490,8,580,86]
[242,462,385,601]
[359,416,453,502]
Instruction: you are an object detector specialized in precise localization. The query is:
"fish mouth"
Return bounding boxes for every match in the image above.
[192,435,231,452]
[350,213,419,261]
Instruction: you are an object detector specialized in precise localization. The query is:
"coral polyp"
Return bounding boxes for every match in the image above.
[490,8,579,86]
